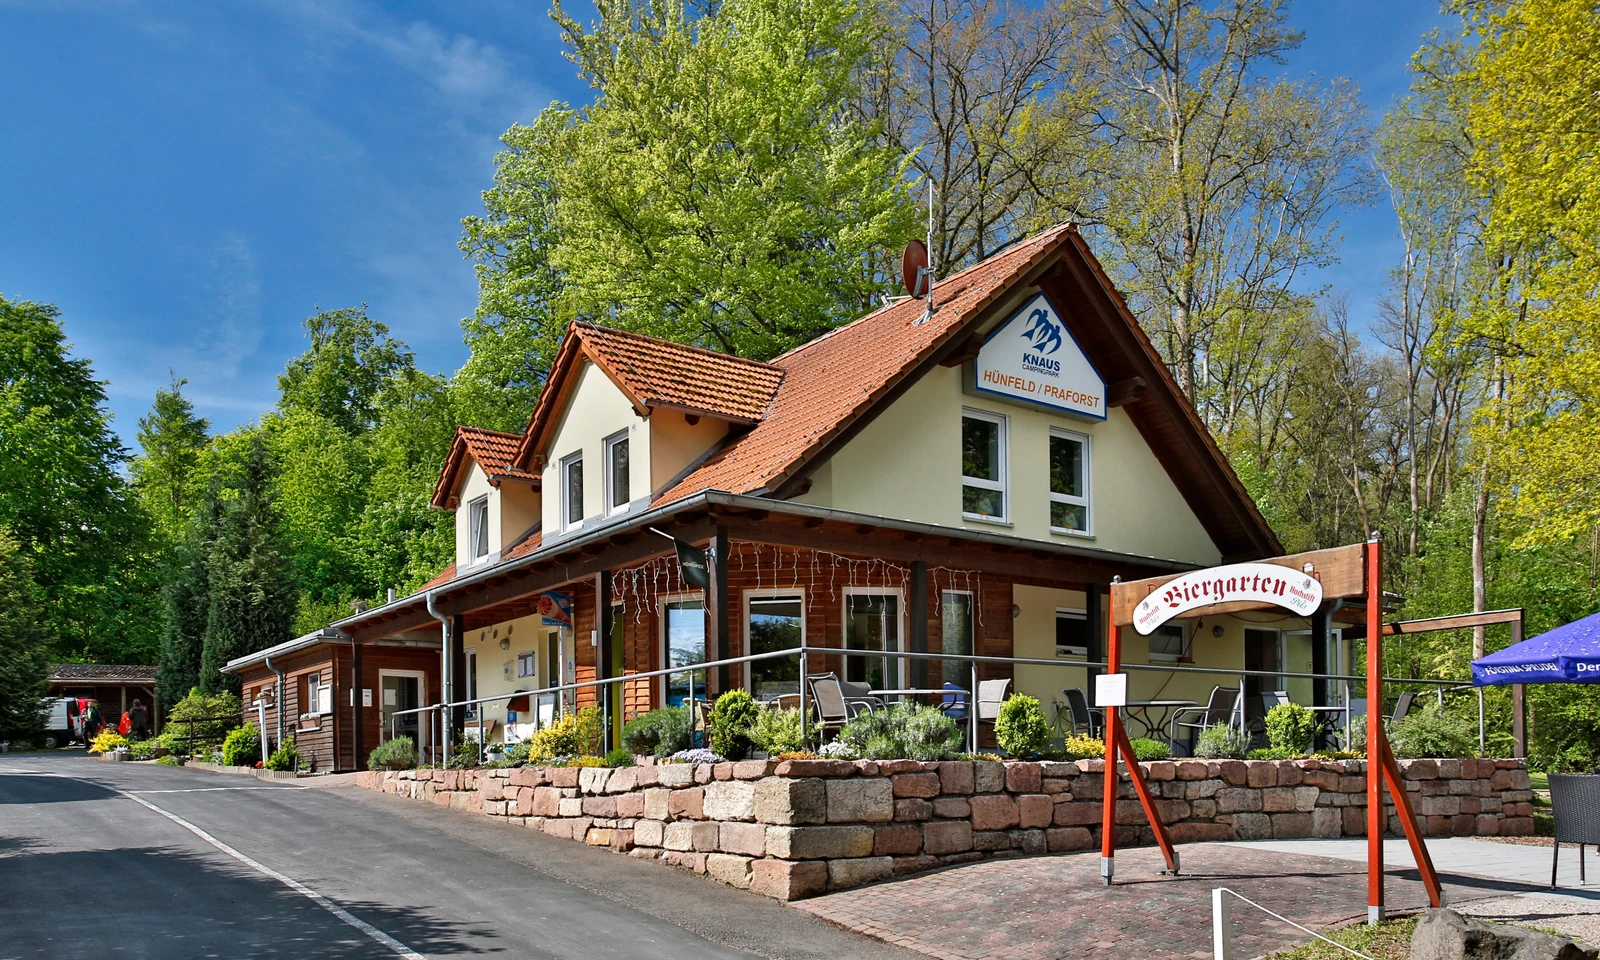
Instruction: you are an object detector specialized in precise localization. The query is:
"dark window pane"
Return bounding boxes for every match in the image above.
[1050,500,1087,531]
[961,417,999,482]
[846,594,900,690]
[1056,610,1089,654]
[610,439,629,509]
[963,485,1004,518]
[1050,435,1082,497]
[566,458,583,524]
[941,593,973,686]
[749,596,803,698]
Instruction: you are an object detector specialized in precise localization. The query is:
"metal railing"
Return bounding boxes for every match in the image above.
[1212,887,1374,959]
[382,643,1485,766]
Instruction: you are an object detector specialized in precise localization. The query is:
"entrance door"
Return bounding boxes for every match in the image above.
[1242,629,1283,724]
[381,674,423,749]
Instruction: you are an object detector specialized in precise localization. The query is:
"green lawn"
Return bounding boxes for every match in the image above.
[1531,771,1550,791]
[1269,918,1416,959]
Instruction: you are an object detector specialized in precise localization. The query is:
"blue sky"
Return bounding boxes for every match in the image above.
[0,0,1452,451]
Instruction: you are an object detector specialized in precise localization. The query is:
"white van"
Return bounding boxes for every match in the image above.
[41,697,79,748]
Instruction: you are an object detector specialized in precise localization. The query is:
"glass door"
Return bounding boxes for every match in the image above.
[663,598,706,707]
[748,594,803,700]
[846,592,902,691]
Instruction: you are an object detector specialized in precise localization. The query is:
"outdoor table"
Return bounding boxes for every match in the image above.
[869,688,967,701]
[1305,704,1349,745]
[1122,700,1196,741]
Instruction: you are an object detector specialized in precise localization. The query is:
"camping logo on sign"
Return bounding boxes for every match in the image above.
[969,293,1105,419]
[1131,562,1324,635]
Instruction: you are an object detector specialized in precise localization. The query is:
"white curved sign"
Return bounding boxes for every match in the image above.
[1131,562,1324,635]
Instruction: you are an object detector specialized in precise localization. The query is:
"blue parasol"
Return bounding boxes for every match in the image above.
[1472,610,1600,686]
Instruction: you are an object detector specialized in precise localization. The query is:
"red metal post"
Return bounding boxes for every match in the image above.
[1114,721,1179,873]
[1376,727,1444,908]
[1100,586,1121,885]
[1366,536,1385,924]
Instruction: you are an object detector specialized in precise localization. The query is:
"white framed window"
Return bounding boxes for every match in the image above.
[517,652,536,678]
[305,673,331,715]
[845,587,905,691]
[661,595,707,706]
[1055,607,1089,658]
[744,589,805,699]
[1148,623,1187,663]
[603,431,630,515]
[467,495,490,562]
[560,452,584,530]
[961,408,1007,522]
[1048,428,1091,535]
[940,590,974,686]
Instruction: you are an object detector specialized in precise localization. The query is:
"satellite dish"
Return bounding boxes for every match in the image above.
[901,239,930,299]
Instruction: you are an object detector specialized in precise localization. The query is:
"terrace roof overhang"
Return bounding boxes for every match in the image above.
[221,626,443,674]
[335,490,1210,643]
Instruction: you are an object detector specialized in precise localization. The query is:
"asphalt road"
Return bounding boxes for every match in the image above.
[0,752,916,960]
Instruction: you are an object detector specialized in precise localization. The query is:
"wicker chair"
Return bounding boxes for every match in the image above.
[1549,773,1600,887]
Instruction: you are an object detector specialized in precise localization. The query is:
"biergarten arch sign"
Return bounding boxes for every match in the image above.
[1130,561,1324,635]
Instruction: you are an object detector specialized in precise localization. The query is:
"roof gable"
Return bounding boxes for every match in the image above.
[515,323,785,468]
[646,223,1280,561]
[431,426,537,510]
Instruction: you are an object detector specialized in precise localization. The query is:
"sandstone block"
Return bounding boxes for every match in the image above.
[1053,800,1101,826]
[1185,779,1222,799]
[719,821,768,857]
[664,821,719,852]
[558,798,583,817]
[1312,807,1342,838]
[1018,794,1053,829]
[1232,812,1272,840]
[827,778,894,822]
[1262,787,1296,812]
[1006,763,1043,793]
[938,762,975,795]
[765,825,875,859]
[1217,787,1263,813]
[481,778,505,802]
[706,853,754,889]
[933,797,971,819]
[893,854,942,876]
[1167,821,1234,843]
[972,830,1015,851]
[1402,759,1438,781]
[635,819,666,847]
[974,761,1005,793]
[704,780,757,821]
[1191,798,1217,819]
[733,760,777,780]
[669,787,705,820]
[969,794,1019,831]
[1293,786,1319,812]
[615,793,645,819]
[1271,812,1313,838]
[1217,761,1249,785]
[643,787,671,821]
[895,798,933,821]
[656,764,696,788]
[582,796,618,818]
[550,767,579,788]
[1247,763,1277,788]
[750,859,828,901]
[828,857,894,890]
[892,773,941,798]
[773,759,855,777]
[663,850,708,873]
[923,820,974,855]
[873,824,923,856]
[1047,827,1095,852]
[1175,760,1209,780]
[753,778,827,825]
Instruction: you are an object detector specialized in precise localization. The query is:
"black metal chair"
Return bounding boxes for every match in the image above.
[1550,774,1600,888]
[1062,688,1103,739]
[1390,691,1416,726]
[1168,686,1242,755]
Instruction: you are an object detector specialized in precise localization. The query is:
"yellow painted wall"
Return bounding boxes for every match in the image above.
[649,411,730,492]
[813,328,1222,566]
[464,613,563,744]
[542,361,651,533]
[454,464,499,570]
[500,483,541,545]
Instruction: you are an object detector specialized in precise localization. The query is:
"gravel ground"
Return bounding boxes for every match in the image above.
[1456,895,1600,946]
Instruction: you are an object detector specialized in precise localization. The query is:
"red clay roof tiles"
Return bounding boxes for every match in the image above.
[578,323,784,424]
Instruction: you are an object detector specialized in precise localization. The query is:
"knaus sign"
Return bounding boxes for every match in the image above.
[969,293,1106,420]
[1132,562,1324,635]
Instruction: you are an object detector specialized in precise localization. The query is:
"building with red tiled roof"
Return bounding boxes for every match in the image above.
[276,223,1357,778]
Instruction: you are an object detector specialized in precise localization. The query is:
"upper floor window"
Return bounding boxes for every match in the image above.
[1049,429,1091,534]
[467,495,489,562]
[561,452,584,530]
[961,408,1007,522]
[604,431,630,514]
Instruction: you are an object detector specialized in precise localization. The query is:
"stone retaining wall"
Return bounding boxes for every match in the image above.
[356,756,1533,901]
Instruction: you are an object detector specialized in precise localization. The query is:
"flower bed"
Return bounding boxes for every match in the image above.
[356,756,1533,901]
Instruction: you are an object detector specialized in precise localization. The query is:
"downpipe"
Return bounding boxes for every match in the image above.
[265,653,286,753]
[426,589,450,766]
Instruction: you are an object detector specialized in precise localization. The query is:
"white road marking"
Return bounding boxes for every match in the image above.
[128,786,309,794]
[0,770,426,959]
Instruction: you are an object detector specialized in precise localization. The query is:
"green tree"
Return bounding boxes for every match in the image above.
[198,441,296,693]
[478,0,915,361]
[0,527,49,744]
[277,306,414,435]
[264,408,372,608]
[131,375,211,544]
[0,295,146,659]
[356,369,457,596]
[156,486,221,705]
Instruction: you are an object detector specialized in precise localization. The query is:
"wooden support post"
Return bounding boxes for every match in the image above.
[352,641,364,771]
[596,571,613,753]
[1512,611,1527,760]
[709,527,730,694]
[1085,585,1103,681]
[1101,584,1122,885]
[1114,721,1179,874]
[1376,726,1444,908]
[909,561,929,688]
[451,614,467,744]
[1366,537,1385,925]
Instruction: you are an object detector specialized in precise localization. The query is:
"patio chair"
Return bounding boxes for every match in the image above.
[1549,774,1600,888]
[770,693,801,711]
[1062,688,1103,738]
[1247,691,1292,744]
[1390,691,1416,726]
[838,678,886,715]
[940,682,968,722]
[976,678,1011,726]
[806,675,863,739]
[1167,686,1242,755]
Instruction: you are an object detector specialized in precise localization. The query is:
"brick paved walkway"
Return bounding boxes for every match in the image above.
[795,843,1446,959]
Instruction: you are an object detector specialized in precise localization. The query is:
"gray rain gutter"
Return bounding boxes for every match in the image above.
[426,588,451,754]
[264,653,286,751]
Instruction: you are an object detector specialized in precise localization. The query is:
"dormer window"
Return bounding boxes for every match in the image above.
[467,495,489,562]
[604,431,629,514]
[561,452,584,530]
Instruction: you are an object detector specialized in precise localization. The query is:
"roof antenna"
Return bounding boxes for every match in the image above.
[895,1,939,323]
